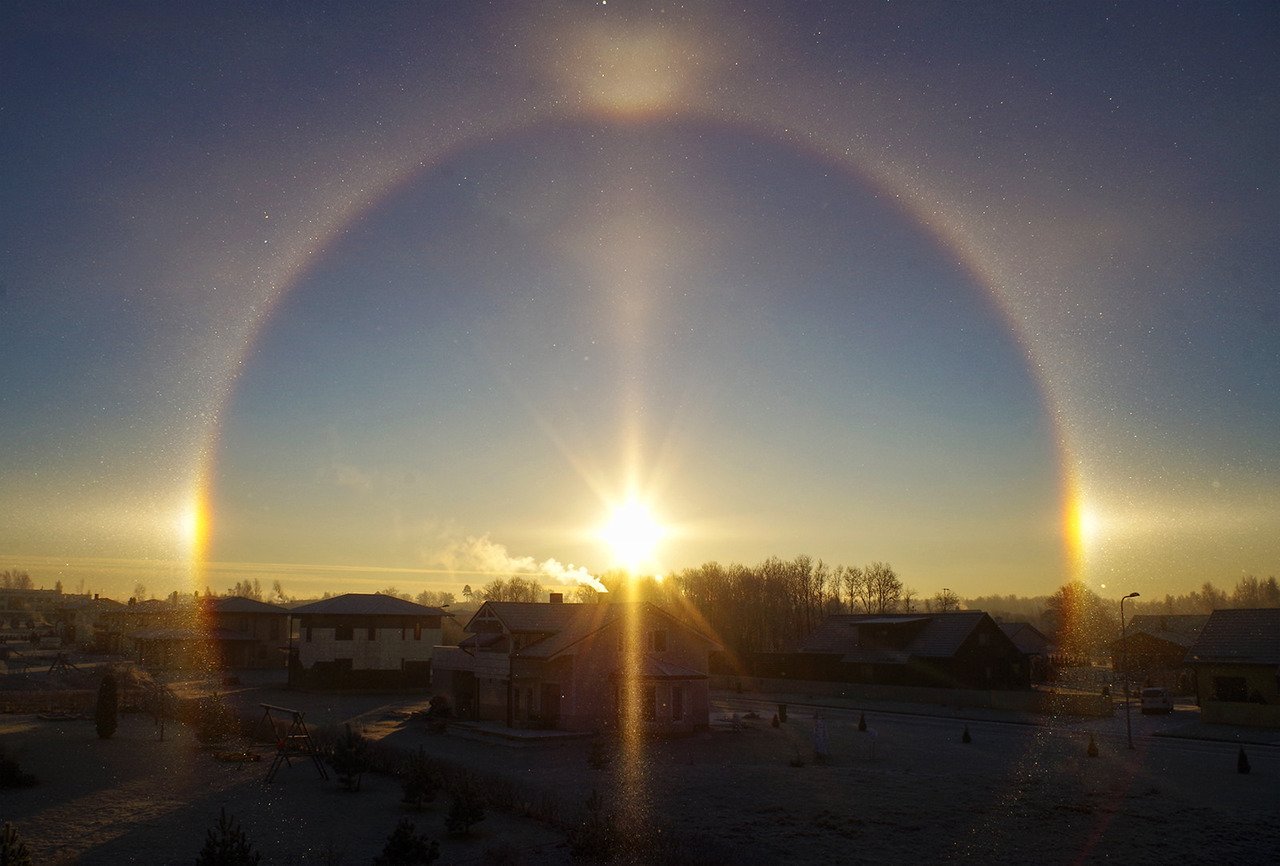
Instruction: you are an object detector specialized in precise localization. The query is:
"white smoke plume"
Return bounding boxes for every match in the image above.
[426,533,606,592]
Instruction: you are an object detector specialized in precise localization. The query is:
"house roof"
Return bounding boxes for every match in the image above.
[290,593,449,617]
[464,600,720,659]
[1186,609,1280,666]
[204,596,289,614]
[802,611,991,660]
[1121,614,1209,649]
[471,601,582,634]
[999,622,1054,655]
[611,655,708,679]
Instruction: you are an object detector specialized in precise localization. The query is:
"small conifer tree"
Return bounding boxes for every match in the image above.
[961,725,972,744]
[1087,733,1099,757]
[858,712,867,732]
[445,777,486,836]
[95,672,118,740]
[1238,747,1251,775]
[373,818,439,865]
[401,748,439,810]
[0,746,38,788]
[196,808,261,865]
[329,724,372,791]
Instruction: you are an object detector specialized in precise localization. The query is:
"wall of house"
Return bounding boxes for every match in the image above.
[297,619,442,671]
[560,611,712,733]
[1193,663,1280,705]
[211,612,288,668]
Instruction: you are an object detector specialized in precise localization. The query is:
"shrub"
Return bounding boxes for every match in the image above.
[196,808,261,865]
[445,776,486,836]
[373,818,439,865]
[1,823,32,866]
[567,789,618,862]
[0,746,38,789]
[401,748,439,810]
[328,724,371,792]
[587,738,611,770]
[195,697,238,748]
[95,672,118,739]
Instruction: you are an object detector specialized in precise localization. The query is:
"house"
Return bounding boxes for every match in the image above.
[199,596,290,669]
[53,595,126,648]
[1185,608,1280,727]
[432,598,720,734]
[1110,614,1208,691]
[97,598,187,655]
[998,621,1055,682]
[288,593,449,688]
[760,611,1029,690]
[107,596,287,671]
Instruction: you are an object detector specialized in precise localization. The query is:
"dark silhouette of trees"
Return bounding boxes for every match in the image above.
[1,823,32,866]
[666,556,916,655]
[480,576,544,602]
[1041,581,1117,661]
[374,819,438,865]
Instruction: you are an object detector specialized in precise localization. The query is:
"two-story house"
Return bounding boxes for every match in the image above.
[433,597,720,734]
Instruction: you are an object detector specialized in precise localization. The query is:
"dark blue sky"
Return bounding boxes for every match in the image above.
[1,2,1276,599]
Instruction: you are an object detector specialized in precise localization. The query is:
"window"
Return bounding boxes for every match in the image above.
[643,686,656,721]
[413,623,422,641]
[367,626,376,640]
[335,625,353,641]
[650,629,668,652]
[269,618,280,640]
[305,627,313,643]
[671,685,684,721]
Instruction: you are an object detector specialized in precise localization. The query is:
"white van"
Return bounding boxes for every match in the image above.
[1140,687,1174,714]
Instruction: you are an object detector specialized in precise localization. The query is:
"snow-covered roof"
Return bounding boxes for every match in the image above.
[290,593,448,617]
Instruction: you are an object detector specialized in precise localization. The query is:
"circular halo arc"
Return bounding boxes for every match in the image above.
[193,104,1085,586]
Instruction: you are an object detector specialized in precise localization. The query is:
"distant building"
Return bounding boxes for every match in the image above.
[0,587,64,632]
[1185,608,1280,727]
[755,611,1029,690]
[53,595,125,648]
[433,599,720,733]
[200,596,290,669]
[1110,614,1208,690]
[289,593,449,688]
[998,621,1055,682]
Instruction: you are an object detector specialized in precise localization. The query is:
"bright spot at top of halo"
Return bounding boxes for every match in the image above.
[599,499,666,573]
[556,21,712,119]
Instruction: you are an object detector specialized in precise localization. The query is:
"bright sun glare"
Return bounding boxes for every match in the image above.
[600,499,665,572]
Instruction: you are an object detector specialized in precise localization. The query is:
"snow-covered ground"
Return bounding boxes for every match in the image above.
[3,684,1277,863]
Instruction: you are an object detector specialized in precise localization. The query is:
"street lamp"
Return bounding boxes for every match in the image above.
[1120,591,1140,750]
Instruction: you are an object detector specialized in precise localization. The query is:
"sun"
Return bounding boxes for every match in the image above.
[599,499,665,572]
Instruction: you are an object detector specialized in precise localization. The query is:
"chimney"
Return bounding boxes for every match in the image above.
[549,592,564,604]
[93,593,99,601]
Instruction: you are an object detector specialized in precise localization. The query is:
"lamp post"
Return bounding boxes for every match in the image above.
[1120,591,1140,750]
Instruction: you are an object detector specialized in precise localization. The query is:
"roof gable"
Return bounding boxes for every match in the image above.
[1187,609,1280,665]
[802,611,994,659]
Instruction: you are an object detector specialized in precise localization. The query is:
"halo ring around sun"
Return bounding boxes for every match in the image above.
[190,100,1084,587]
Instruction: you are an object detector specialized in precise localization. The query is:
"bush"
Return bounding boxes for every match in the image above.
[1,823,32,866]
[445,776,486,836]
[401,748,439,810]
[194,697,239,748]
[196,808,261,865]
[328,724,371,792]
[567,789,618,862]
[95,672,118,739]
[587,738,611,771]
[0,746,37,789]
[373,818,439,865]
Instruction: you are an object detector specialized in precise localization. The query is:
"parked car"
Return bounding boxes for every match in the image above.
[1141,687,1174,714]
